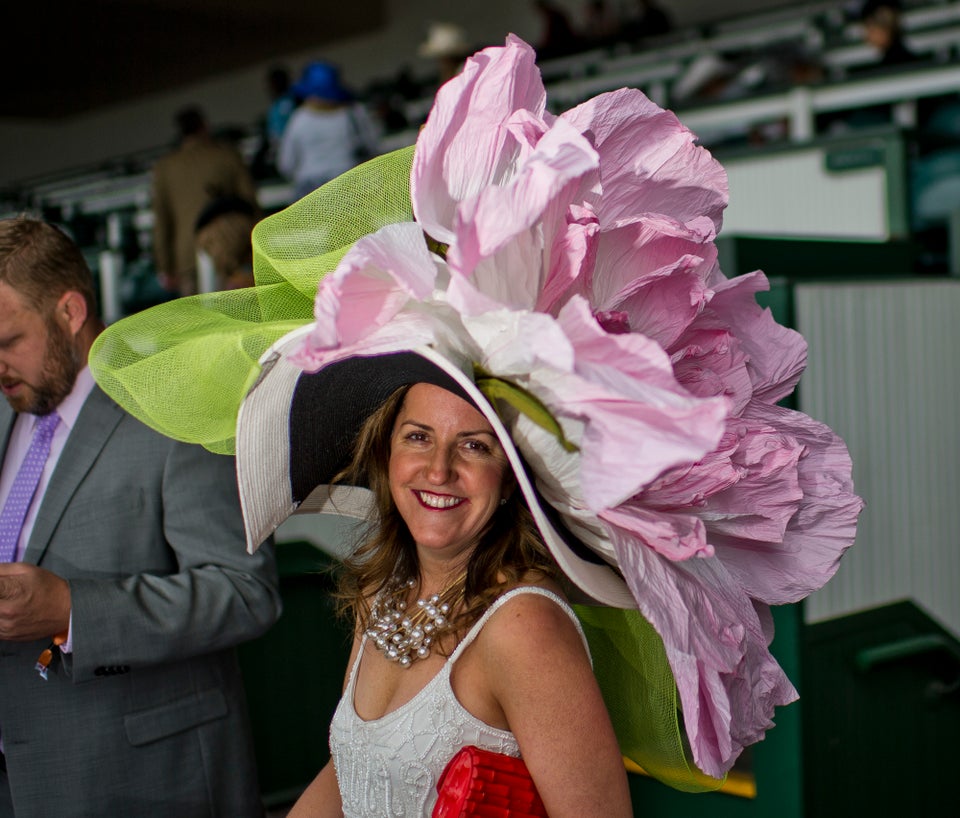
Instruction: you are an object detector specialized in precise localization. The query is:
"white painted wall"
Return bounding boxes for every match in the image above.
[0,0,782,186]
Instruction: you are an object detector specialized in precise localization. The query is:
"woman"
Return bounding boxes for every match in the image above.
[288,380,632,816]
[278,61,379,200]
[88,33,861,813]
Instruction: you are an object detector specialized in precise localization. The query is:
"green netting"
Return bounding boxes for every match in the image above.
[89,147,416,454]
[574,605,725,793]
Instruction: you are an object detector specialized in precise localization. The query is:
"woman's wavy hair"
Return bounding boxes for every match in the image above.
[335,384,559,642]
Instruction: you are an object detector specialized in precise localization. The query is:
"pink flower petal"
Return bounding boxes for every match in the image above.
[600,502,712,561]
[553,299,729,509]
[447,118,599,298]
[671,328,754,414]
[709,403,864,604]
[536,203,600,316]
[411,35,546,244]
[689,271,807,404]
[293,223,441,369]
[449,118,597,270]
[561,88,728,232]
[608,524,798,778]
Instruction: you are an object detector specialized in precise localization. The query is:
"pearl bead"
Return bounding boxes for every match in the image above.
[366,574,465,668]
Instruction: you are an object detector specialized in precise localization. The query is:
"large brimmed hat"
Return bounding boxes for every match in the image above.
[236,325,635,608]
[90,35,861,785]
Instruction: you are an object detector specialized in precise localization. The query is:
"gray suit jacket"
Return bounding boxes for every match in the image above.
[0,387,282,817]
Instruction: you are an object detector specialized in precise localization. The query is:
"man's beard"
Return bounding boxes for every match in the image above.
[8,319,80,415]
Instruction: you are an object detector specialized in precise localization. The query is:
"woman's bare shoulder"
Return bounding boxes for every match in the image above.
[478,581,584,664]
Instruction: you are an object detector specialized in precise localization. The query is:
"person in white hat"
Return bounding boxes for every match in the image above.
[418,22,473,83]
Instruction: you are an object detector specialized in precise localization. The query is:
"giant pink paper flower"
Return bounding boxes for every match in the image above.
[294,34,862,779]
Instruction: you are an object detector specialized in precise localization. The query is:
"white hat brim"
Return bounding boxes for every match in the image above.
[236,324,636,608]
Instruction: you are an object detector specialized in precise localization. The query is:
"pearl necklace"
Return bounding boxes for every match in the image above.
[366,574,467,667]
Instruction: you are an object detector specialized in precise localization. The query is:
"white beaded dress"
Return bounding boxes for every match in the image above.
[329,586,588,817]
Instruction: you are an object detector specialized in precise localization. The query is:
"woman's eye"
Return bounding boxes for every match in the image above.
[463,439,491,454]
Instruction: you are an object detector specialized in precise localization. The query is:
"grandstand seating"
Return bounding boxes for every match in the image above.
[5,0,960,320]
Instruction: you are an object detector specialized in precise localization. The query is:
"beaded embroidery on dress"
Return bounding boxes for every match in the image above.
[329,587,587,818]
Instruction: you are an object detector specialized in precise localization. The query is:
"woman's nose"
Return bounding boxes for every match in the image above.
[424,447,455,483]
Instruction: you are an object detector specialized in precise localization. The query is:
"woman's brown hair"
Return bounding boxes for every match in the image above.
[335,384,558,642]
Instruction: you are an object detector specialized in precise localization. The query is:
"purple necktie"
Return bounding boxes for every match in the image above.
[0,411,60,563]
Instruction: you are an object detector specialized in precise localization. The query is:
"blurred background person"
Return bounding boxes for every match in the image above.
[580,0,622,49]
[278,61,380,200]
[265,66,296,151]
[252,65,297,179]
[194,195,258,290]
[418,22,473,85]
[622,0,674,43]
[151,106,258,295]
[532,0,584,61]
[859,0,920,67]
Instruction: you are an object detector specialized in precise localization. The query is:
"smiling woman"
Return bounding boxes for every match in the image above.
[87,33,862,818]
[270,351,633,818]
[388,384,511,562]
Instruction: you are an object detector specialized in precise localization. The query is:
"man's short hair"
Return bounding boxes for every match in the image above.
[175,106,207,138]
[0,216,97,316]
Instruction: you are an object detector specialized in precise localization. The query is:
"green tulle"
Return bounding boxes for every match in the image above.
[89,146,416,454]
[575,605,725,792]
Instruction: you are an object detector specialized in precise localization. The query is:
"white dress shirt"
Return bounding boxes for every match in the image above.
[0,367,95,562]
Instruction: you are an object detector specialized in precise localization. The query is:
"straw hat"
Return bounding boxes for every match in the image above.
[419,22,471,59]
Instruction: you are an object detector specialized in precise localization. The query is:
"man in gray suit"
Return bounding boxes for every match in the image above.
[0,216,282,816]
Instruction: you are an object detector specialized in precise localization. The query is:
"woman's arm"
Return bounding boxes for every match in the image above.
[482,594,633,818]
[287,628,362,818]
[287,759,342,818]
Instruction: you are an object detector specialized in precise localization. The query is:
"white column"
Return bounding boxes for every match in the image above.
[788,86,814,143]
[196,249,217,294]
[98,250,123,325]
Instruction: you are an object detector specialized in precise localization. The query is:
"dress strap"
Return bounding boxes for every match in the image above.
[448,586,590,665]
[343,632,367,698]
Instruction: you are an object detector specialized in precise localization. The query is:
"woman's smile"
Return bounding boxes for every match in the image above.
[389,383,512,559]
[413,490,466,510]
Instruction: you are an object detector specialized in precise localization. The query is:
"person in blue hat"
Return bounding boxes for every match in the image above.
[278,61,381,199]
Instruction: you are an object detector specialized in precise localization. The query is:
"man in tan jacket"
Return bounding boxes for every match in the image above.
[151,107,258,295]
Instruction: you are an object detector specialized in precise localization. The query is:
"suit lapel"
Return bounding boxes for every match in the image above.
[0,403,14,457]
[25,387,125,565]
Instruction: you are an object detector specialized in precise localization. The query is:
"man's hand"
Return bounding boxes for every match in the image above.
[0,564,71,641]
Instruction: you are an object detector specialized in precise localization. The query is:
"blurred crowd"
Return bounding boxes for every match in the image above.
[136,0,960,298]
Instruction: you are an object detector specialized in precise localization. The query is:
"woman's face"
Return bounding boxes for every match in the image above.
[388,383,512,563]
